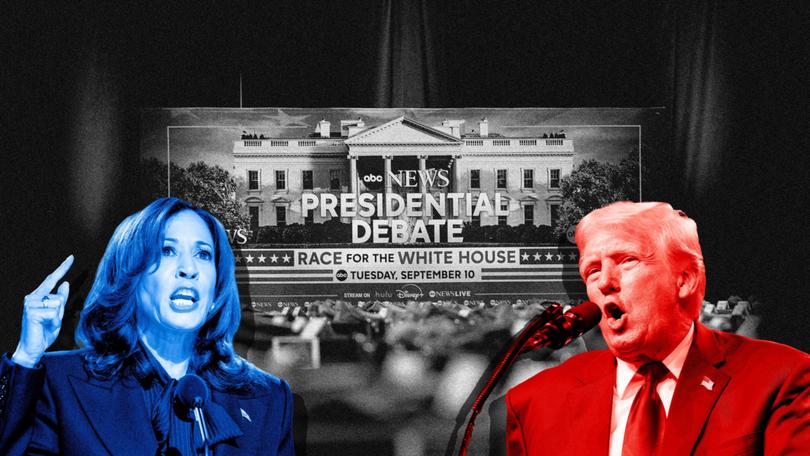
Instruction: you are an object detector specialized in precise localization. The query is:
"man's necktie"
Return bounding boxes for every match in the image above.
[622,361,670,456]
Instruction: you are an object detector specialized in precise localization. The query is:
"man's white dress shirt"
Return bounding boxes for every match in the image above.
[608,323,695,456]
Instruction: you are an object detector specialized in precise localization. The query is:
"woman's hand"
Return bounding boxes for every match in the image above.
[12,255,74,368]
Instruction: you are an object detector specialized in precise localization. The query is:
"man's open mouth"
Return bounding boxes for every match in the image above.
[605,303,625,320]
[603,303,628,330]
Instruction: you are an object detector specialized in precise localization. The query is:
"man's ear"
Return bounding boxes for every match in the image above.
[676,265,699,301]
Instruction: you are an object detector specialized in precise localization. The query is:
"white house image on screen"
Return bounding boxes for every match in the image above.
[232,116,574,230]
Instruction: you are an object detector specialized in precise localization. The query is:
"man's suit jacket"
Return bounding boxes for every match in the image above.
[0,350,295,455]
[506,323,810,456]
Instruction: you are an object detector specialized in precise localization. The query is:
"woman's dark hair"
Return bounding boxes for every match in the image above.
[76,197,267,391]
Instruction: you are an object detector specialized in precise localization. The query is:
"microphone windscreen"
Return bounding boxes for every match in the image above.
[568,301,602,329]
[175,374,210,409]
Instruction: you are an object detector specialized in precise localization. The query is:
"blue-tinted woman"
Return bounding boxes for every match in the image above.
[1,197,294,455]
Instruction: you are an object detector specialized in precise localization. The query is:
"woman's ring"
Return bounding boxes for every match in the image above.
[41,295,51,307]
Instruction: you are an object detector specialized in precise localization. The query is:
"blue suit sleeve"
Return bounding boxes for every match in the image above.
[0,353,59,455]
[277,379,295,456]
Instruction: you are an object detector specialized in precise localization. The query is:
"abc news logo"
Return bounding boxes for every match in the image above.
[361,169,451,187]
[362,174,383,183]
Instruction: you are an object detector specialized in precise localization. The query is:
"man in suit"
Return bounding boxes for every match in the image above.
[506,202,810,455]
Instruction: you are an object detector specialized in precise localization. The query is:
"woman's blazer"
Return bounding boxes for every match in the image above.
[0,350,294,455]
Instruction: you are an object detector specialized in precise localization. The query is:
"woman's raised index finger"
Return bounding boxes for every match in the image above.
[33,255,74,295]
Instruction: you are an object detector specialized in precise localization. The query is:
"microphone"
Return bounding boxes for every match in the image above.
[175,374,211,456]
[521,301,601,352]
[457,301,601,456]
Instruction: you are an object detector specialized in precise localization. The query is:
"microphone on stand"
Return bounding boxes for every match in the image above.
[175,374,211,456]
[520,300,602,352]
[457,301,601,456]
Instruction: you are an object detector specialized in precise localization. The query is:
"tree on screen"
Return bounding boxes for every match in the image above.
[138,158,250,230]
[555,151,640,238]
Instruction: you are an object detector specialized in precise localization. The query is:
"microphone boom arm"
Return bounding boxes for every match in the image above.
[457,303,565,456]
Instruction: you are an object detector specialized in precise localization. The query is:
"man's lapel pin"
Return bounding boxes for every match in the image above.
[700,376,714,391]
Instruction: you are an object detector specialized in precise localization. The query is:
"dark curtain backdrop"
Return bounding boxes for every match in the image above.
[663,1,808,348]
[375,0,445,107]
[2,1,807,353]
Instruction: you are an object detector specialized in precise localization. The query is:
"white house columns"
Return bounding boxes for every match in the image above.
[348,154,358,195]
[418,154,427,221]
[382,155,393,221]
[383,155,393,194]
[451,154,462,193]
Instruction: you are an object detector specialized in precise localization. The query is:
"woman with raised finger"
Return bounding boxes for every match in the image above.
[0,197,294,456]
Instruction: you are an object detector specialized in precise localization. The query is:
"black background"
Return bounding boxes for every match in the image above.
[2,0,808,353]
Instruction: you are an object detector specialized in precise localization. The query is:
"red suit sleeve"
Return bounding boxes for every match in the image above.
[505,390,528,456]
[764,354,810,454]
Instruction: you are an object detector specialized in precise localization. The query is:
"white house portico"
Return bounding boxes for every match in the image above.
[232,116,574,230]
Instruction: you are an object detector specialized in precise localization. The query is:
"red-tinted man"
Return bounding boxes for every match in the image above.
[506,202,810,455]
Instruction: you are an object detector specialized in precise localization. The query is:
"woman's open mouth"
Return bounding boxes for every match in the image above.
[169,288,199,312]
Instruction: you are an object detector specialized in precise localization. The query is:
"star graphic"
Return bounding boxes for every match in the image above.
[258,254,266,263]
[521,252,529,261]
[545,252,554,261]
[556,254,563,261]
[245,254,254,263]
[533,252,541,261]
[282,254,291,263]
[270,254,278,263]
[568,252,578,261]
[234,255,242,264]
